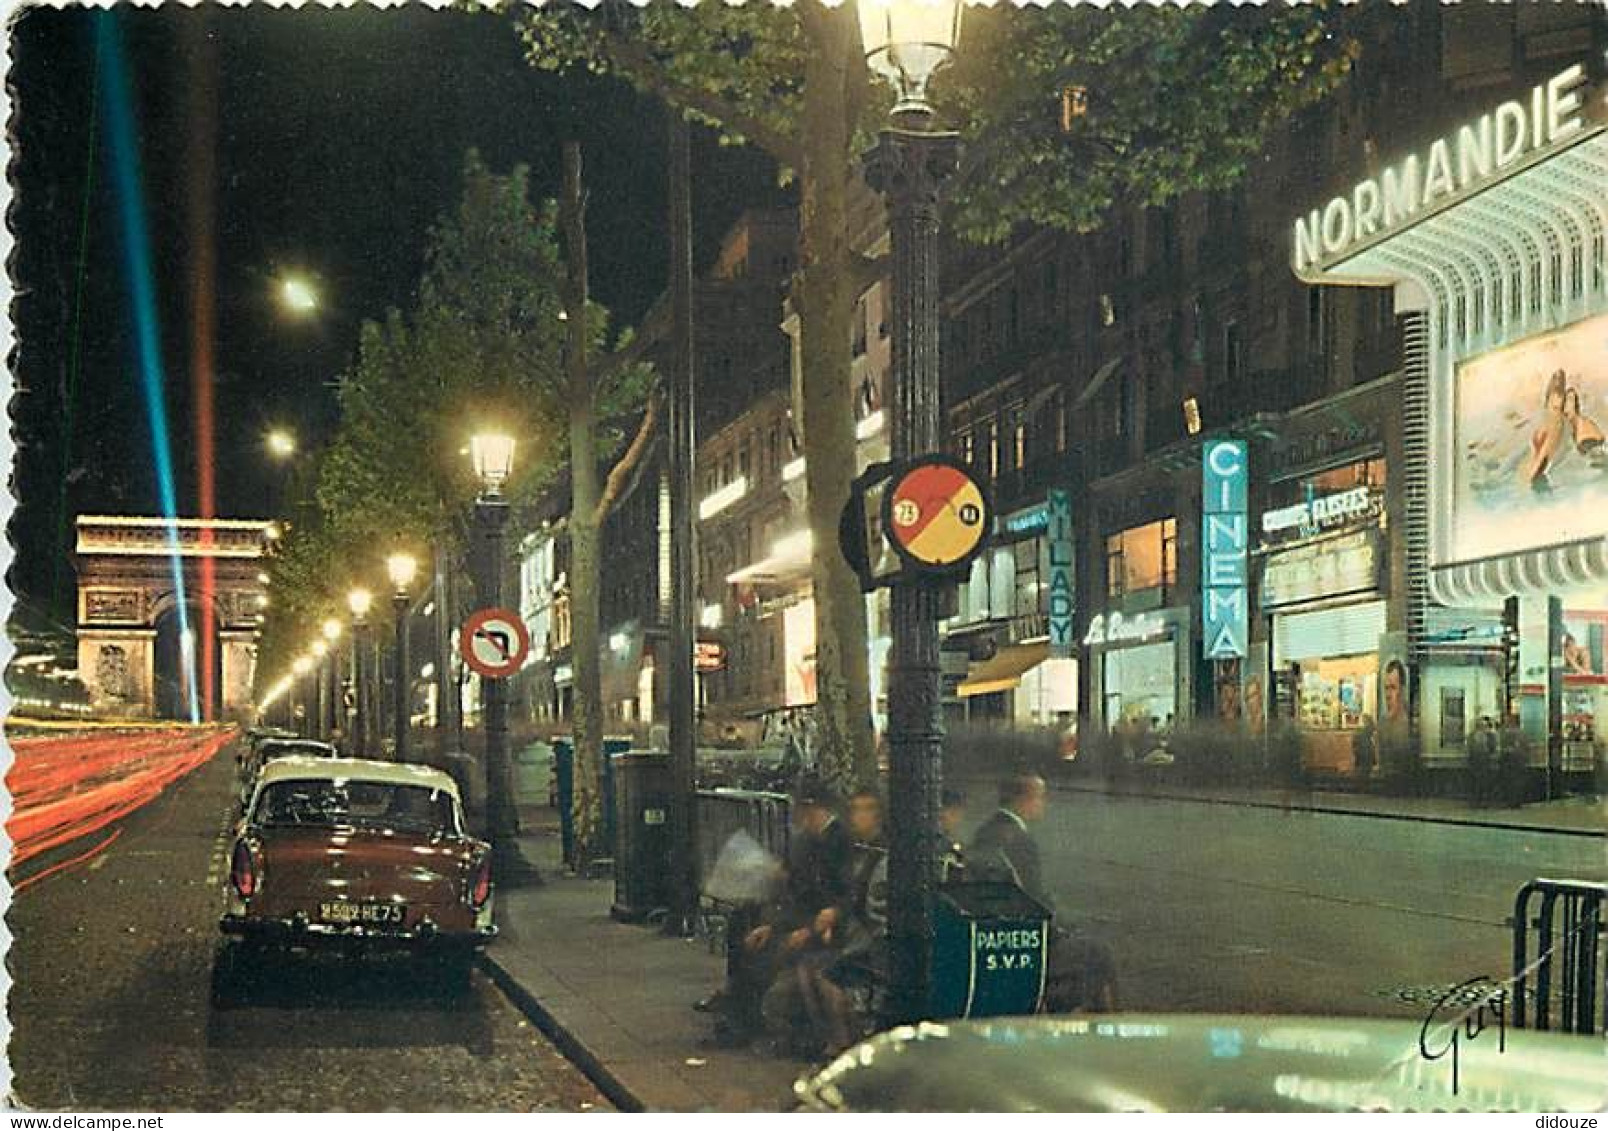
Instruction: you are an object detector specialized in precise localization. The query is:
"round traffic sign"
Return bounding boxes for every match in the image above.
[882,455,991,573]
[459,607,531,680]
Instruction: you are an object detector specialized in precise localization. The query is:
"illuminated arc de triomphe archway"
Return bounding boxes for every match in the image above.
[75,516,275,720]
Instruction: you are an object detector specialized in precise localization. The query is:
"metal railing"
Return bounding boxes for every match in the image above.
[1511,878,1606,1034]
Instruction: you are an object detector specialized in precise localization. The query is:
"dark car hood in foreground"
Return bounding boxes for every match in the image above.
[794,1014,1606,1113]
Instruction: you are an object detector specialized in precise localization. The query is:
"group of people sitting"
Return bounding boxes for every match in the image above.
[695,771,1117,1058]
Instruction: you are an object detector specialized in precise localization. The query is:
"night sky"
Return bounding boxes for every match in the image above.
[8,5,789,625]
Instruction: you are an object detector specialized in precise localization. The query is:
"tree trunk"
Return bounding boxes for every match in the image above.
[794,6,877,796]
[562,141,606,866]
[433,543,461,760]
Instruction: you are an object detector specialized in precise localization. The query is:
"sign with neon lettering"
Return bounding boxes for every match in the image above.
[1202,439,1249,660]
[1046,490,1075,658]
[1292,64,1589,273]
[1082,610,1167,647]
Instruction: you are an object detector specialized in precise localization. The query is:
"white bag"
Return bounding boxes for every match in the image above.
[702,829,783,904]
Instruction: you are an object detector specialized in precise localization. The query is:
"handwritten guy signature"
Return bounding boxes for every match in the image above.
[1418,976,1508,1096]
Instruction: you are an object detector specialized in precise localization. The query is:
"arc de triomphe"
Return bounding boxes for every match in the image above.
[75,516,275,719]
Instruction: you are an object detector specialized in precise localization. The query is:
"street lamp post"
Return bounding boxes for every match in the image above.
[470,432,528,880]
[348,587,374,757]
[322,618,343,744]
[312,639,330,741]
[859,0,963,1027]
[292,655,313,738]
[388,552,419,763]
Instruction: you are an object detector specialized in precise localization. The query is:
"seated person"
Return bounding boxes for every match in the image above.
[702,776,851,1045]
[769,791,886,1054]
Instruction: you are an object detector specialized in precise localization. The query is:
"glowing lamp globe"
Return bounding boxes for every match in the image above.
[857,0,963,116]
[346,587,374,619]
[386,552,419,594]
[470,432,516,495]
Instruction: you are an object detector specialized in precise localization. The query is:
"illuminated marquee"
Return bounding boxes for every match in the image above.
[1292,64,1587,272]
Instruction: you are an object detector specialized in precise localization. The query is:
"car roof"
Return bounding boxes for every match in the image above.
[259,738,337,753]
[254,756,461,798]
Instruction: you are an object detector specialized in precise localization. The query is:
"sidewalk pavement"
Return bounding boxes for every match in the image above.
[1047,773,1605,836]
[479,805,810,1112]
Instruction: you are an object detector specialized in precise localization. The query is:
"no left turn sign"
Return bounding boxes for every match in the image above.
[459,607,531,680]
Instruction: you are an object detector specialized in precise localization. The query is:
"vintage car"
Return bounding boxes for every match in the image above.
[216,756,495,996]
[235,737,340,810]
[792,1014,1608,1112]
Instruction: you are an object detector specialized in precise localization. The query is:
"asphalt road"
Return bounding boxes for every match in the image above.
[1012,785,1606,1018]
[5,735,608,1112]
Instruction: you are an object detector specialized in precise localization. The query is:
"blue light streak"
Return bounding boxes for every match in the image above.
[97,13,199,723]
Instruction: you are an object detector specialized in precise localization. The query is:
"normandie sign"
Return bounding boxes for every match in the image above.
[1292,64,1589,274]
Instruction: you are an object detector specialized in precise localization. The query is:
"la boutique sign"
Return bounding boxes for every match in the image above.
[1293,64,1588,272]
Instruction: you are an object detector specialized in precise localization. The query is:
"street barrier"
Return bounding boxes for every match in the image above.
[1511,878,1606,1034]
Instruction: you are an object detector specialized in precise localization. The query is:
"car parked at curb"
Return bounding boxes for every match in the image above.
[214,756,495,1005]
[235,737,340,812]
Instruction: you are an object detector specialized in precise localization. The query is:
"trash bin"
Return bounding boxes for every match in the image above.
[552,738,576,867]
[611,750,672,921]
[930,882,1053,1020]
[551,735,631,868]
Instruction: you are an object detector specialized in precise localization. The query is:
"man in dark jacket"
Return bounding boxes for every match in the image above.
[968,773,1050,908]
[968,772,1117,1013]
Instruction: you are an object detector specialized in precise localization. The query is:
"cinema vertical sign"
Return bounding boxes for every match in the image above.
[1203,439,1249,660]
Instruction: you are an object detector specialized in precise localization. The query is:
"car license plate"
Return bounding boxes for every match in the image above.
[318,901,405,925]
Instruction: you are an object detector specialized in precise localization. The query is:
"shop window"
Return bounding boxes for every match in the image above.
[1223,321,1243,387]
[1105,517,1178,601]
[1014,537,1042,619]
[1441,687,1467,747]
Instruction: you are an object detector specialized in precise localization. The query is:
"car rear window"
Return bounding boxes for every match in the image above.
[253,778,459,835]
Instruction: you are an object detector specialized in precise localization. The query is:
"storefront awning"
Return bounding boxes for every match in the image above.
[957,641,1049,698]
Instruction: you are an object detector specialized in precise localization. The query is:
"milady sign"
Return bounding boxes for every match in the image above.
[1293,64,1589,273]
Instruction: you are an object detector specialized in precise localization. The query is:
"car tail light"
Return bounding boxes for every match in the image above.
[468,855,492,909]
[230,840,257,898]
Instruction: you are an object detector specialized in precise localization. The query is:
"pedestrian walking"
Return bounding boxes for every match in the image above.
[1468,716,1498,807]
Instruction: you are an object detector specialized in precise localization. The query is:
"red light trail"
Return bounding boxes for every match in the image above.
[6,727,234,882]
[186,21,220,722]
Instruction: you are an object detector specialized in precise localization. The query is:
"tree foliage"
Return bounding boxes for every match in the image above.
[257,150,651,694]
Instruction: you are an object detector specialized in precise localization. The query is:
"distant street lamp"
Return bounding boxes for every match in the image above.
[387,552,419,763]
[278,275,319,315]
[266,428,297,460]
[470,431,529,881]
[292,654,313,737]
[348,587,374,757]
[858,0,963,1027]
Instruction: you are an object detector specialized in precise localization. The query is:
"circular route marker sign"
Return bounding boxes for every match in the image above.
[459,607,531,680]
[881,455,992,574]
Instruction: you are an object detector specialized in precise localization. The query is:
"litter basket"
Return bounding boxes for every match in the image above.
[551,735,630,868]
[930,882,1053,1020]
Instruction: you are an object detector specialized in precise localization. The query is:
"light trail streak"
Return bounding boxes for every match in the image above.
[97,11,199,723]
[187,20,220,722]
[6,726,233,871]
